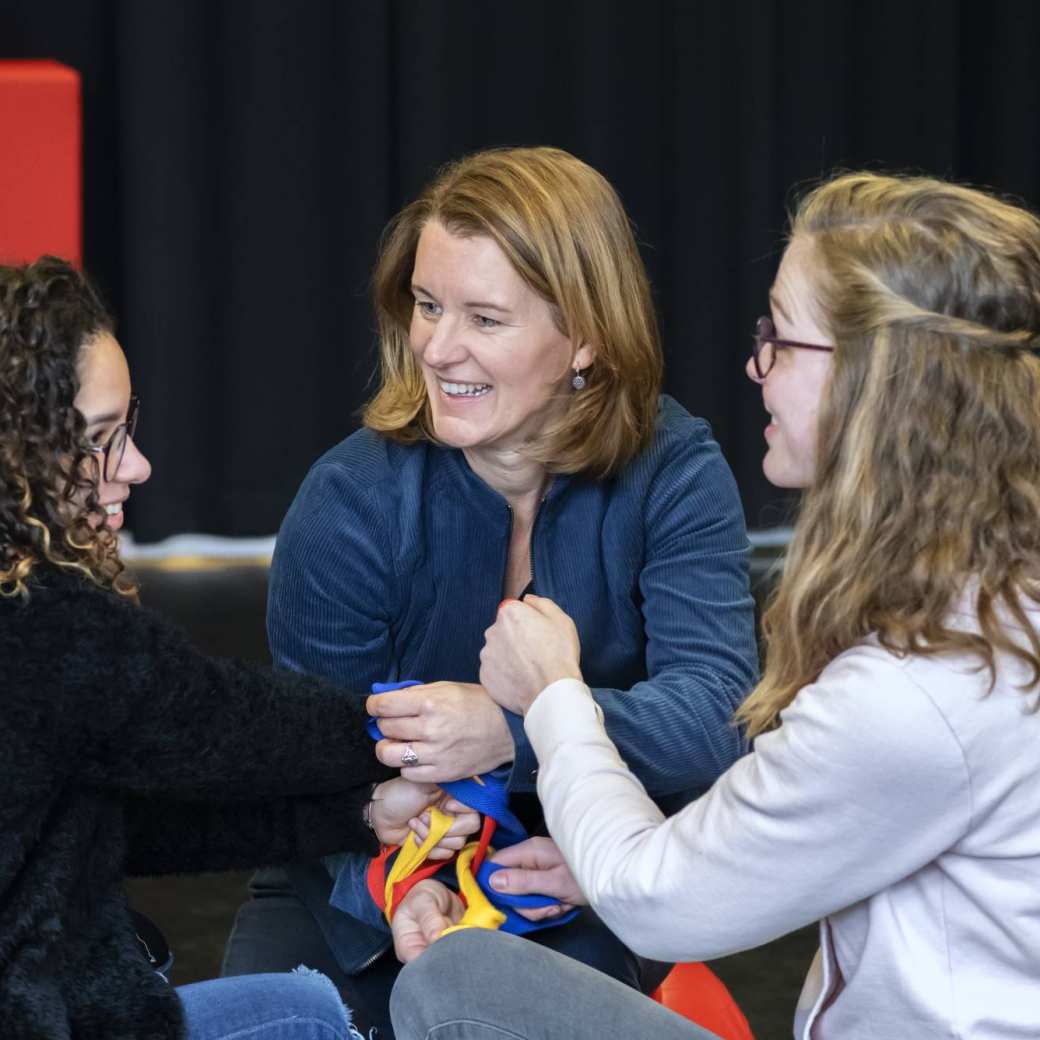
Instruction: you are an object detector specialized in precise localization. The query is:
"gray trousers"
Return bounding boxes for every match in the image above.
[390,929,719,1040]
[222,871,668,1040]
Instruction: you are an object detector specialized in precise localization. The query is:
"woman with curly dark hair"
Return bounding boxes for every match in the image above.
[0,256,478,1040]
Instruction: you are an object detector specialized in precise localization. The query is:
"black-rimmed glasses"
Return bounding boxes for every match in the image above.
[88,395,140,481]
[751,316,834,379]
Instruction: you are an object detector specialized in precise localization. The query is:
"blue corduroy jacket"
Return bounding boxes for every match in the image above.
[268,395,759,971]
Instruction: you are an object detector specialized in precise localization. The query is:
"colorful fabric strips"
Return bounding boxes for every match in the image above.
[366,680,577,936]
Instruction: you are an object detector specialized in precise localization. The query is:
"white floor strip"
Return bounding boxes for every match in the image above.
[748,527,795,548]
[120,532,276,562]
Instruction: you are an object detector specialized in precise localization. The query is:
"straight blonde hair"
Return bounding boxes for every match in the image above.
[738,173,1040,737]
[363,147,662,478]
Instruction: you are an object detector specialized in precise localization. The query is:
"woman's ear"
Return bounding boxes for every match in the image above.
[573,341,596,370]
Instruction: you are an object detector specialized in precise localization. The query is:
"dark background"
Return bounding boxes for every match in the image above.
[3,0,1039,541]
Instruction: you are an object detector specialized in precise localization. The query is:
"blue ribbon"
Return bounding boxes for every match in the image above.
[368,679,577,934]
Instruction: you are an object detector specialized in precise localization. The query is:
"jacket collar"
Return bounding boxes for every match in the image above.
[440,445,573,522]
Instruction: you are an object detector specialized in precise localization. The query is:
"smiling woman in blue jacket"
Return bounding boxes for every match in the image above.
[221,146,759,1038]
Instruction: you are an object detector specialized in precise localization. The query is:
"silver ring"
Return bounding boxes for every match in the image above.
[401,745,420,768]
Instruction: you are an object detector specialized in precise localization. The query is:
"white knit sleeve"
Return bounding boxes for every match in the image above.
[524,650,971,961]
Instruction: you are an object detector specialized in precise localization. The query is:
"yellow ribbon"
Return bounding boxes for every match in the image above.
[440,841,507,936]
[380,806,507,936]
[382,805,455,924]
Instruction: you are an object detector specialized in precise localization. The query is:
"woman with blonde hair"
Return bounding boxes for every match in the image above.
[390,172,1040,1039]
[223,146,758,1037]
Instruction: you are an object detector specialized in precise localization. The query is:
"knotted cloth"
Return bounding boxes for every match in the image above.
[366,680,577,935]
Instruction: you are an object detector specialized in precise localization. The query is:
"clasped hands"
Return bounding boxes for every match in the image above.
[366,681,516,781]
[391,836,587,962]
[367,777,479,861]
[362,676,522,870]
[368,784,587,963]
[365,596,583,781]
[366,594,582,786]
[371,594,587,961]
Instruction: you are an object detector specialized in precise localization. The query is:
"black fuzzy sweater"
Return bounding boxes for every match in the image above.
[0,568,392,1039]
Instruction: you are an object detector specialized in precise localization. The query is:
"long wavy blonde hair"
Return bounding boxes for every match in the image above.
[737,173,1040,737]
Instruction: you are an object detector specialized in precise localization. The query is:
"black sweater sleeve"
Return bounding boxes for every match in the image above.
[123,786,381,875]
[48,581,393,802]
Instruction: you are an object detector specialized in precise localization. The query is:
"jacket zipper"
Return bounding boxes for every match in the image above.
[528,480,553,593]
[354,937,392,973]
[505,484,549,597]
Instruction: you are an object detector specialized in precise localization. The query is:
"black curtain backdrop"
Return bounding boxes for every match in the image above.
[2,0,1039,541]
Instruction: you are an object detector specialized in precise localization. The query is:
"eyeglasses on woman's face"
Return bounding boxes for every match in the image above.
[750,316,834,379]
[88,395,140,482]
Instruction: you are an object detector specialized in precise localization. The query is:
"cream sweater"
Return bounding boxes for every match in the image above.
[527,620,1040,1038]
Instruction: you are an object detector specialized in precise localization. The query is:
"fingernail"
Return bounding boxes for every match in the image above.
[490,874,506,890]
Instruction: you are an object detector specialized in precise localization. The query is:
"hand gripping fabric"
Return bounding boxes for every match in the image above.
[367,680,577,936]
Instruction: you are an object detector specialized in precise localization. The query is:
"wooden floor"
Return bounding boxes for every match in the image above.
[128,553,816,1040]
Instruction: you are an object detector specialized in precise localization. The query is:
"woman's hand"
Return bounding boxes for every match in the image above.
[368,779,479,860]
[479,596,583,716]
[405,792,482,860]
[488,836,587,921]
[391,880,464,963]
[366,682,515,782]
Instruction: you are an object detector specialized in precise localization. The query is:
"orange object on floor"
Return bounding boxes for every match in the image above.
[0,60,81,265]
[651,962,755,1040]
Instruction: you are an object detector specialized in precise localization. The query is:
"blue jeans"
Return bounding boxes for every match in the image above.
[178,969,363,1040]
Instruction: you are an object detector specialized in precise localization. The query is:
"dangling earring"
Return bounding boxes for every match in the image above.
[571,367,587,391]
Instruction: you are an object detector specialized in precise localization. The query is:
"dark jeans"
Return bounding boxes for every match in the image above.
[222,871,668,1040]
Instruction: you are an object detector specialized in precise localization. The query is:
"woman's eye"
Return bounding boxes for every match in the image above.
[415,299,441,317]
[473,314,500,329]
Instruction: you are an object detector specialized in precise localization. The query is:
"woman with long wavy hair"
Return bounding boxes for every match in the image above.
[389,173,1040,1039]
[0,256,477,1040]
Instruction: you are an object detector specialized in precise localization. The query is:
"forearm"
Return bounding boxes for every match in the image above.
[624,426,758,793]
[508,674,746,798]
[124,787,382,876]
[589,669,749,796]
[526,665,972,963]
[82,598,395,800]
[524,681,711,959]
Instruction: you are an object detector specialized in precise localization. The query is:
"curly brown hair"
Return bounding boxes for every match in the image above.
[0,256,133,599]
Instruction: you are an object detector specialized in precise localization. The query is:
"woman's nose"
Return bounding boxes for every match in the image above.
[417,317,468,367]
[116,436,152,486]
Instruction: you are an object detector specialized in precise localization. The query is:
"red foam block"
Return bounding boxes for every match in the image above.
[0,60,82,266]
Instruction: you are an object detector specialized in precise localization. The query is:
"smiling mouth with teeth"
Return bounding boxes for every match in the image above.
[440,381,492,397]
[104,504,123,515]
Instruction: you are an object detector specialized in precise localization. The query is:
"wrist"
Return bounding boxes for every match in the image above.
[526,668,582,715]
[495,706,517,759]
[362,781,383,831]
